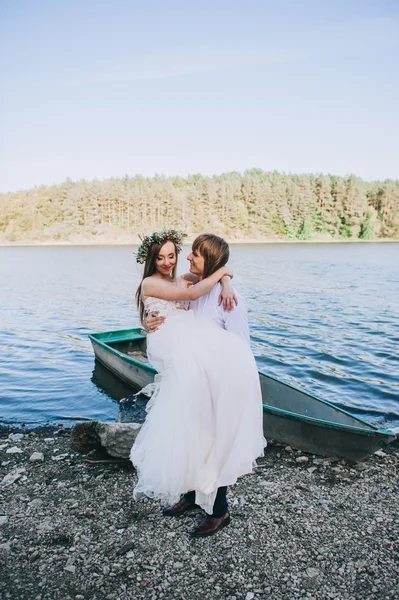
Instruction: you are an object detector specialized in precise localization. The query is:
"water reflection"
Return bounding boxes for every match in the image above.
[91,360,135,401]
[91,360,148,424]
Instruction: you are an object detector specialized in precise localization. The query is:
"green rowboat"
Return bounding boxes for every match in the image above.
[89,328,395,461]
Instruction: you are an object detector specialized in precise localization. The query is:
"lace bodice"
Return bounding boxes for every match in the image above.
[143,277,190,317]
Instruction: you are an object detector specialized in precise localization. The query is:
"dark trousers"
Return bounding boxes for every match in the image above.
[184,486,228,518]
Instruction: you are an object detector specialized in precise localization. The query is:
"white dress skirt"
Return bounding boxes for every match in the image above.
[130,297,266,515]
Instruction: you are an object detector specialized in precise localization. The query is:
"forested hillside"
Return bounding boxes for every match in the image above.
[1,170,398,243]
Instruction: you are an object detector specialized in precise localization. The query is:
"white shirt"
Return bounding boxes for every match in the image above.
[190,283,250,346]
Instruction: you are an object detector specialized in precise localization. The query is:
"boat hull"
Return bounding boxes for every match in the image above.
[90,337,154,390]
[89,328,396,461]
[262,409,391,461]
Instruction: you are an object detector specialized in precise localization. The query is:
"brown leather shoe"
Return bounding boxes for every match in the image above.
[162,497,198,517]
[190,511,231,537]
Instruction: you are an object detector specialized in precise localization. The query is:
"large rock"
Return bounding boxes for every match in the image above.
[70,421,142,459]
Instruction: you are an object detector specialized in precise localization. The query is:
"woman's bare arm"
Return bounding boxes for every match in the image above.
[180,273,200,284]
[142,267,231,302]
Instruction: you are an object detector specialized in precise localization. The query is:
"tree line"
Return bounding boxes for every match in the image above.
[0,170,398,243]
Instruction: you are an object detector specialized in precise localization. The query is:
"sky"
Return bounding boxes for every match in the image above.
[0,0,398,193]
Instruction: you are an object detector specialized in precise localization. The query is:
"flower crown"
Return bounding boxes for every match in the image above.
[136,229,187,264]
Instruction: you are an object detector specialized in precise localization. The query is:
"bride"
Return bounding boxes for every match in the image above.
[130,229,265,536]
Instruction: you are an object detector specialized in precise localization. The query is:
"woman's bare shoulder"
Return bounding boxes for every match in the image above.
[141,276,157,292]
[143,276,178,292]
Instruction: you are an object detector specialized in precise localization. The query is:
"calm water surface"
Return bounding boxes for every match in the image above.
[0,244,398,431]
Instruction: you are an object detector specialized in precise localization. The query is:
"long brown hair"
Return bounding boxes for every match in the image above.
[135,240,179,325]
[192,234,229,279]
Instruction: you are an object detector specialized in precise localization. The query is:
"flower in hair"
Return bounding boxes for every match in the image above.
[136,229,187,264]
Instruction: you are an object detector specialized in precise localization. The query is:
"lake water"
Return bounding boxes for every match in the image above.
[0,243,398,432]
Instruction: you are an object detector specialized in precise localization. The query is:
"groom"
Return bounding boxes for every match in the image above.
[146,233,251,537]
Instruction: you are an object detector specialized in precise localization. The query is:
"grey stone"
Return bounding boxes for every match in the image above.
[356,462,368,471]
[51,453,69,461]
[30,452,45,462]
[29,499,43,508]
[374,450,387,458]
[9,433,24,441]
[1,468,26,486]
[117,541,135,555]
[331,466,342,473]
[0,515,9,526]
[64,565,76,574]
[37,519,54,533]
[306,567,320,578]
[6,446,23,454]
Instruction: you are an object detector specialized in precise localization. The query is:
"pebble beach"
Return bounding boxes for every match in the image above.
[1,426,398,600]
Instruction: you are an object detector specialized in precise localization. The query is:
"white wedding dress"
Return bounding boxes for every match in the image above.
[130,288,266,514]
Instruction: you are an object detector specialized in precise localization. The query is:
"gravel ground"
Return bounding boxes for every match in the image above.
[0,426,398,600]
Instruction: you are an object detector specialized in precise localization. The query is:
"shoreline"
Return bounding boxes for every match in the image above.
[1,425,398,600]
[1,238,398,248]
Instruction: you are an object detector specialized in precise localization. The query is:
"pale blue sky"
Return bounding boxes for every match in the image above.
[1,0,398,192]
